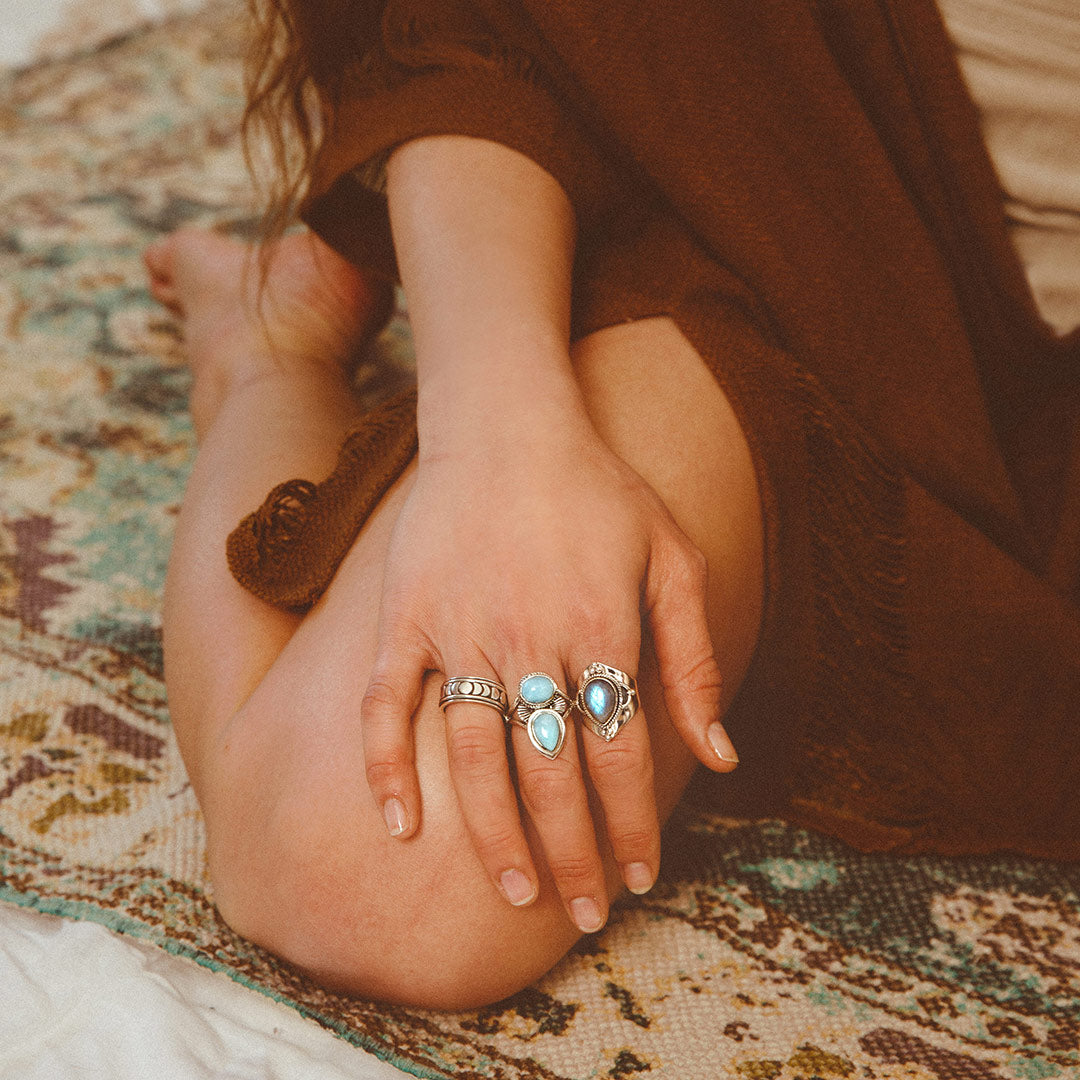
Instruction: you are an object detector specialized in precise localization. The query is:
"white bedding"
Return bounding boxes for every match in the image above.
[0,905,409,1080]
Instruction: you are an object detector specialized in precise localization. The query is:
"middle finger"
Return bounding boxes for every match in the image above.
[510,665,609,935]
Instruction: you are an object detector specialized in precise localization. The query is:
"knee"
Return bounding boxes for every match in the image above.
[206,777,572,1011]
[211,842,568,1009]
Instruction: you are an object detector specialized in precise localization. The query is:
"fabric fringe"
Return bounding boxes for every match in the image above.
[794,398,932,839]
[226,388,418,612]
[379,0,541,86]
[805,404,912,722]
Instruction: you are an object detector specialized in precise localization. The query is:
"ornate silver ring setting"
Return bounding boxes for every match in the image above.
[512,672,571,759]
[575,662,639,741]
[439,677,511,721]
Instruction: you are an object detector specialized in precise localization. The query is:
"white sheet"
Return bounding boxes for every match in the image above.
[0,904,409,1080]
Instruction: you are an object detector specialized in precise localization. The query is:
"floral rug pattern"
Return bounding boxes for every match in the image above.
[1,6,1078,1078]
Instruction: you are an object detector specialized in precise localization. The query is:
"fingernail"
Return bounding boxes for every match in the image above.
[707,722,739,765]
[569,896,605,934]
[623,862,655,895]
[383,796,408,837]
[500,869,536,907]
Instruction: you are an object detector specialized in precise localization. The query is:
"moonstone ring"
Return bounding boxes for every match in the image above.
[575,663,639,741]
[439,677,511,721]
[512,672,571,759]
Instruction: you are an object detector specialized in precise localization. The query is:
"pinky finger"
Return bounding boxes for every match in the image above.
[646,537,738,772]
[361,629,432,839]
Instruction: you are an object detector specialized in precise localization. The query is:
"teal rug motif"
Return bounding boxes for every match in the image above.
[0,6,1077,1077]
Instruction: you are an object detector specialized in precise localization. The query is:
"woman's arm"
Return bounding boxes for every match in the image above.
[390,135,579,445]
[361,135,738,931]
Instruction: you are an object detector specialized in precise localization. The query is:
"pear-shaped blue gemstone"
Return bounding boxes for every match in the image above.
[583,678,616,724]
[530,709,563,754]
[521,674,556,705]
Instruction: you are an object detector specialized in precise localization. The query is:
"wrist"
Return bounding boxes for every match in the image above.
[415,341,590,461]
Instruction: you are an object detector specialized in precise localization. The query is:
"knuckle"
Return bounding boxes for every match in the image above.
[473,823,523,861]
[665,651,725,703]
[547,853,600,889]
[648,535,708,608]
[678,541,709,589]
[588,743,652,788]
[519,764,580,817]
[361,678,406,720]
[490,614,529,659]
[447,724,506,775]
[364,755,410,792]
[569,602,610,649]
[609,824,658,857]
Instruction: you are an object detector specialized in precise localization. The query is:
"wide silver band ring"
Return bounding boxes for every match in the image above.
[575,662,639,741]
[439,677,510,721]
[511,672,571,760]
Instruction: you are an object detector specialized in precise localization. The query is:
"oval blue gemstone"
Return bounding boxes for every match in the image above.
[584,678,616,724]
[521,674,555,705]
[530,710,563,754]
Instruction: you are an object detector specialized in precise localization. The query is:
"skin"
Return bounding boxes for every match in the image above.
[147,135,764,1009]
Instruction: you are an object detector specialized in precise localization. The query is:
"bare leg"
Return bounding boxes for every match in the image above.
[153,229,763,1009]
[147,228,382,783]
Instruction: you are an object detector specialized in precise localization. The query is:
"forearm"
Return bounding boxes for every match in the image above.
[386,135,588,459]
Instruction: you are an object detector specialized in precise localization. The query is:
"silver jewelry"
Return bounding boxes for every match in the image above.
[439,677,510,721]
[575,663,639,741]
[511,672,571,759]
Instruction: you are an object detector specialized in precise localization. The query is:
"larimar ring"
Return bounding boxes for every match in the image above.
[575,663,639,741]
[512,672,571,759]
[439,677,511,721]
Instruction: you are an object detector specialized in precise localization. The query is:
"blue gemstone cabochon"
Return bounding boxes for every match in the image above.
[530,710,563,753]
[521,674,556,705]
[583,678,616,723]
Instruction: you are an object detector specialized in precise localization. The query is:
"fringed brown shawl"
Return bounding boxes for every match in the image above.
[227,0,1080,858]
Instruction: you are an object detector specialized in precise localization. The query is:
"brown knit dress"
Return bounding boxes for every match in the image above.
[226,0,1080,859]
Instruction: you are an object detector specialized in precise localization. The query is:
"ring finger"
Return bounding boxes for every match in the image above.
[572,657,660,897]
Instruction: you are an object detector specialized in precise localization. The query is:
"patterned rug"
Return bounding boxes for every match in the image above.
[1,6,1079,1078]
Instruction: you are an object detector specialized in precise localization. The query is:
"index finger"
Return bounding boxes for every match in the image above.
[440,672,540,908]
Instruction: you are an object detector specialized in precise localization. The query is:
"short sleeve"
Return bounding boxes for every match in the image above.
[299,0,626,280]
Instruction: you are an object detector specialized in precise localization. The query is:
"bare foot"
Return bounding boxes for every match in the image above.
[144,227,391,434]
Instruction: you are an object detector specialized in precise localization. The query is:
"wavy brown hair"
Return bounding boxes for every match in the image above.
[243,0,386,238]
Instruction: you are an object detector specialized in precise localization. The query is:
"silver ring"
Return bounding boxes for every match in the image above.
[512,672,571,759]
[575,662,638,741]
[439,677,510,721]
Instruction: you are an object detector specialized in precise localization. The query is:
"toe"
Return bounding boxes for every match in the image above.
[145,228,251,315]
[143,238,182,312]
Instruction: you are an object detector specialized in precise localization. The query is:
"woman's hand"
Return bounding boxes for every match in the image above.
[367,133,737,932]
[360,387,737,933]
